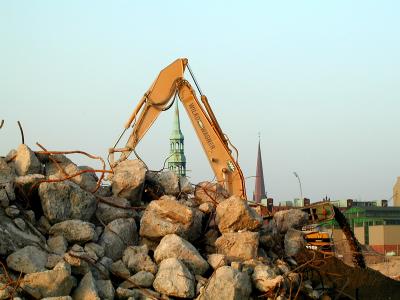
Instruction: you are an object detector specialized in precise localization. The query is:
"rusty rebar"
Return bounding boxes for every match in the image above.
[17,121,24,144]
[35,143,111,193]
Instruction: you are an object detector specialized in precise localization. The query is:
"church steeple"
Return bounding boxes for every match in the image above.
[253,136,267,203]
[167,101,186,177]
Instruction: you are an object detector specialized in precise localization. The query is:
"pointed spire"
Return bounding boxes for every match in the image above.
[253,136,267,203]
[170,100,184,140]
[167,100,186,177]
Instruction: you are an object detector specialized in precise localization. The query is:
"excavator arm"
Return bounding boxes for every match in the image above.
[109,58,247,199]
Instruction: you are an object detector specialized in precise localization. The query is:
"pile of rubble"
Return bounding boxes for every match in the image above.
[0,144,361,299]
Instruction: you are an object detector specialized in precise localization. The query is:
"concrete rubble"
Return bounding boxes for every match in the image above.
[1,144,399,299]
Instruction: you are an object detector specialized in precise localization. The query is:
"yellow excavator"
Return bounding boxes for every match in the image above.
[108,58,246,199]
[108,58,364,268]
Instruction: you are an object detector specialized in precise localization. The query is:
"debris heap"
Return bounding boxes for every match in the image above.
[1,144,399,300]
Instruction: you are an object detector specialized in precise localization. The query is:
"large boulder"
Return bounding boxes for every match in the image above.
[273,209,308,234]
[72,271,100,300]
[199,266,252,300]
[145,170,180,196]
[252,264,284,293]
[119,271,155,289]
[6,245,48,274]
[14,144,42,176]
[284,228,306,256]
[153,258,195,298]
[96,279,115,300]
[39,181,97,224]
[44,154,97,191]
[139,196,203,242]
[111,159,146,206]
[216,196,263,233]
[0,158,16,207]
[215,232,259,262]
[0,209,45,256]
[95,196,138,224]
[154,234,209,275]
[194,181,229,205]
[99,218,138,261]
[122,245,157,274]
[21,261,76,299]
[49,220,97,244]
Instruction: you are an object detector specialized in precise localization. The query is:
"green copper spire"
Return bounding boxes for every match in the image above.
[167,100,186,177]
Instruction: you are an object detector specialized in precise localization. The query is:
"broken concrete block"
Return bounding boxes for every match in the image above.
[199,266,252,300]
[122,245,157,274]
[21,261,76,299]
[139,196,202,242]
[6,245,48,274]
[44,154,97,191]
[99,218,138,261]
[153,258,195,298]
[194,181,229,205]
[154,234,209,275]
[111,159,146,205]
[39,181,97,224]
[215,231,259,262]
[49,220,97,244]
[14,144,42,176]
[216,196,263,233]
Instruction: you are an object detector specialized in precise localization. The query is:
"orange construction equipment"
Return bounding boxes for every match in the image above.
[109,58,246,199]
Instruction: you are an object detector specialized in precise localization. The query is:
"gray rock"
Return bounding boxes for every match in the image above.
[111,159,146,205]
[0,158,16,207]
[199,266,252,300]
[252,264,284,293]
[39,181,97,224]
[84,242,105,259]
[122,245,157,274]
[0,209,44,256]
[5,205,20,218]
[180,176,194,194]
[14,144,42,176]
[96,196,138,224]
[153,258,195,299]
[216,196,262,233]
[21,261,76,299]
[120,271,155,289]
[215,231,259,262]
[154,234,209,275]
[6,245,47,274]
[13,218,26,231]
[139,196,202,242]
[273,209,308,234]
[207,254,227,269]
[99,218,138,261]
[44,154,97,191]
[194,181,229,205]
[145,170,180,196]
[198,202,214,214]
[37,215,52,234]
[115,287,140,299]
[48,235,68,255]
[46,254,63,269]
[41,297,73,300]
[63,246,91,276]
[14,174,45,194]
[49,220,96,243]
[96,279,115,300]
[72,271,100,300]
[111,260,130,279]
[284,228,306,256]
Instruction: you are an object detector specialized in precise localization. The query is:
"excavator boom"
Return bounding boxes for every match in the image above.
[109,58,246,198]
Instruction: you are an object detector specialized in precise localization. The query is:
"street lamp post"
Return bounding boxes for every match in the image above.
[293,171,303,201]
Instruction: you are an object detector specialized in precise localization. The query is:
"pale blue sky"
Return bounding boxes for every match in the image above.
[1,1,399,202]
